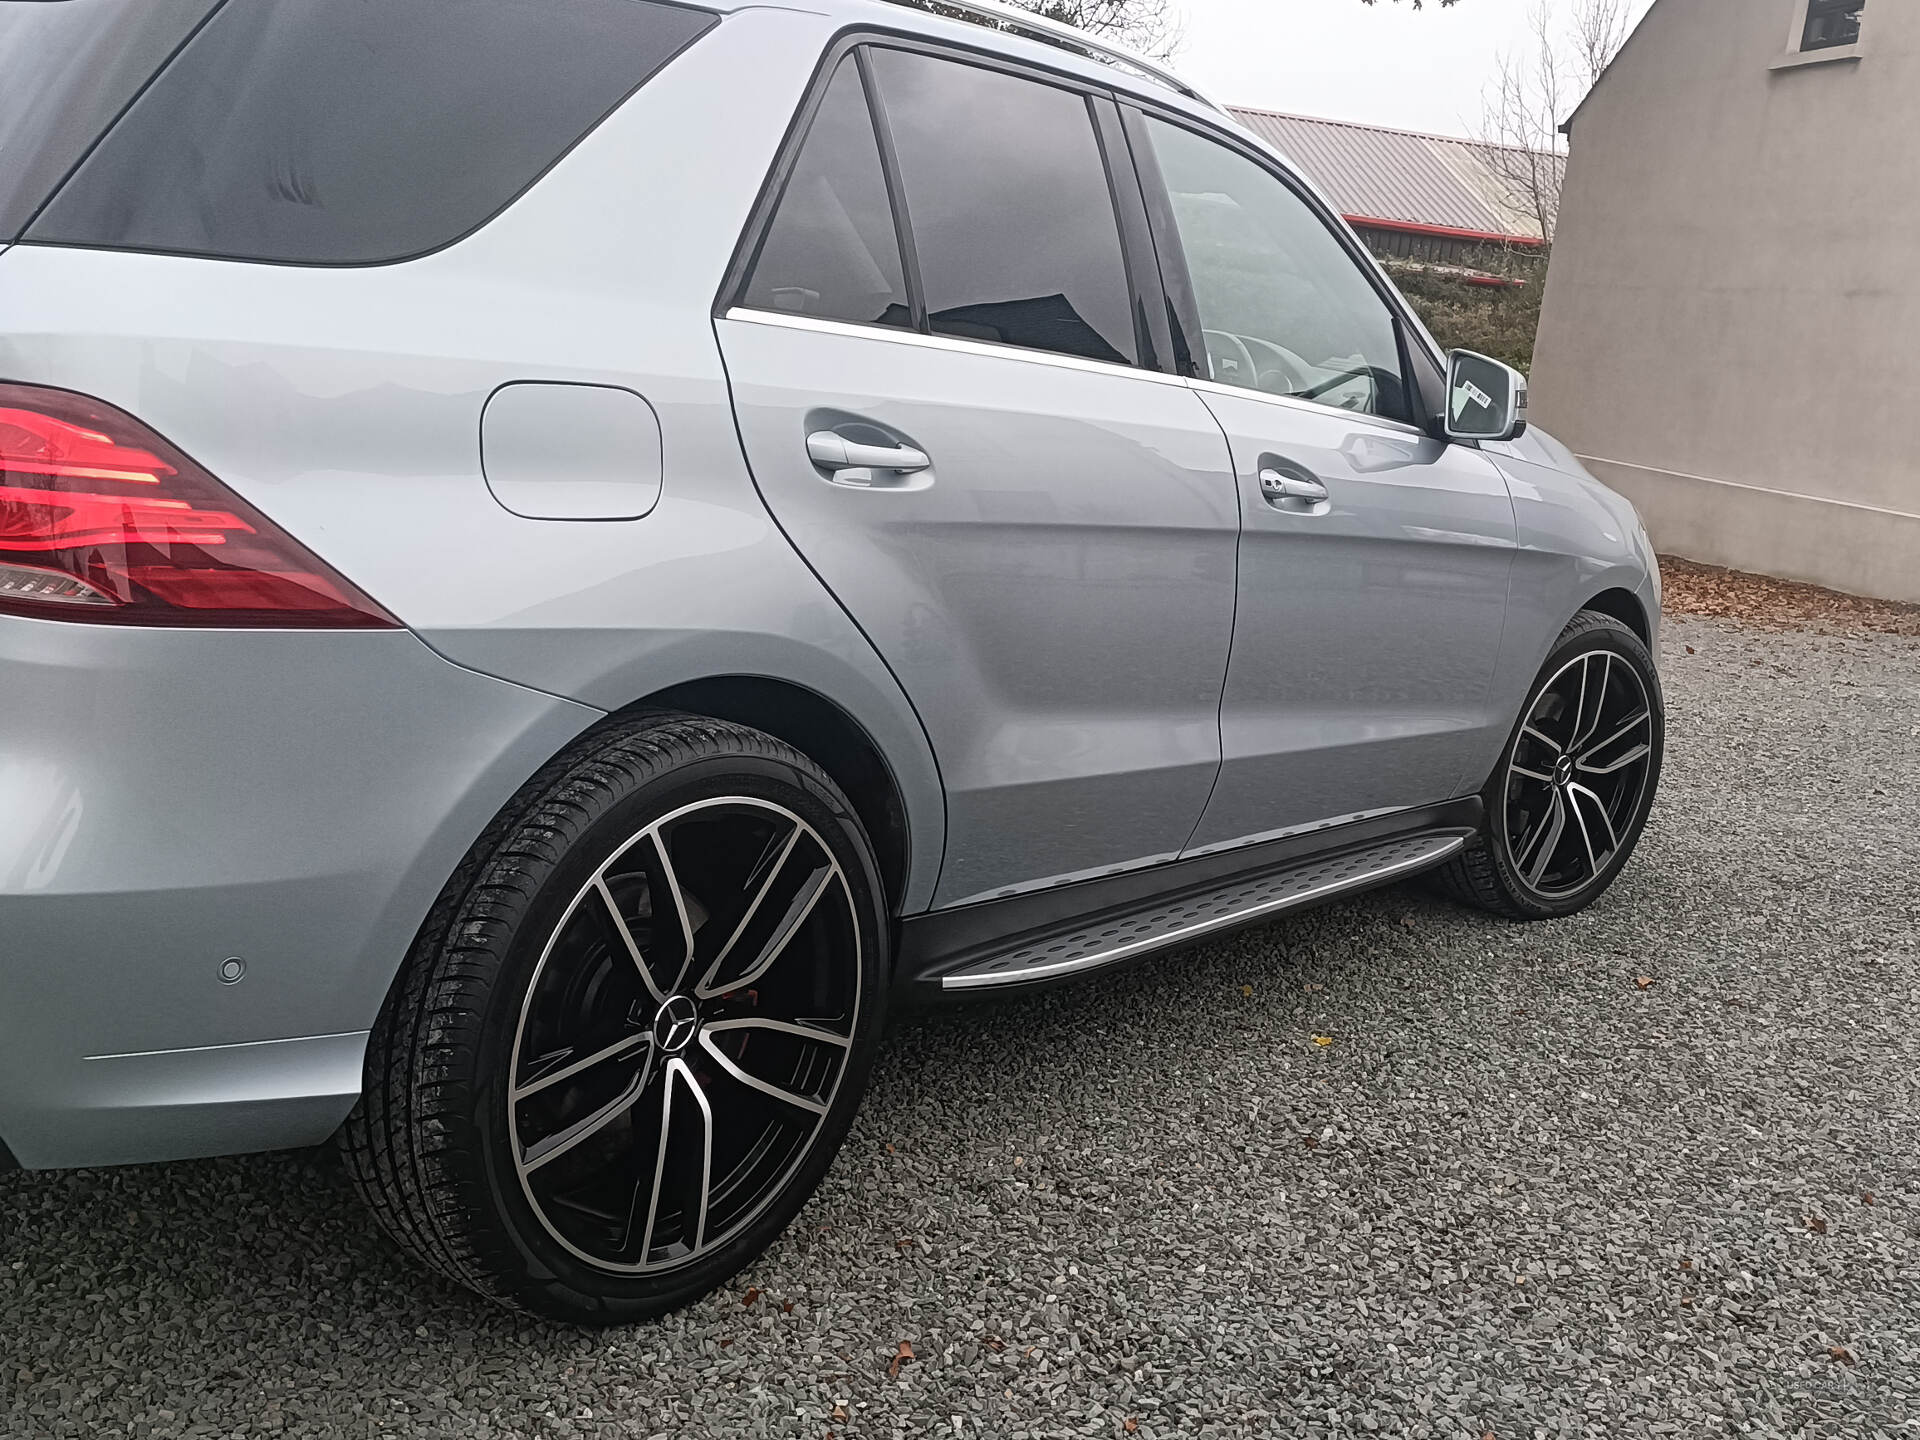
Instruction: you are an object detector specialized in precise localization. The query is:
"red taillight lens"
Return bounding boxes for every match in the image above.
[0,384,397,627]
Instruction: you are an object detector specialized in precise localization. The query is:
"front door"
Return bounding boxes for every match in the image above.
[1127,109,1517,852]
[717,47,1238,905]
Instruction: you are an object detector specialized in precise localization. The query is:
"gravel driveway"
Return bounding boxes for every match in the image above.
[6,616,1919,1439]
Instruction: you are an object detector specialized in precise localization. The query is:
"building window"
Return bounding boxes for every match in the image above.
[1802,0,1864,51]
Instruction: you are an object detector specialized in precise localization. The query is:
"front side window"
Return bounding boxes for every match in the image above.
[1142,115,1408,421]
[866,48,1138,367]
[1803,0,1865,50]
[740,56,911,329]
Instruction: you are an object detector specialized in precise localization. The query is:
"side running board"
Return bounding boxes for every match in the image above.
[937,832,1465,992]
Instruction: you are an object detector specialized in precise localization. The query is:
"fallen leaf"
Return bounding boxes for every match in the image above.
[832,1404,848,1422]
[1830,1346,1856,1366]
[986,1336,1005,1352]
[1125,1421,1139,1434]
[1484,1431,1497,1440]
[1807,1215,1829,1235]
[1305,982,1324,992]
[1241,984,1253,997]
[1680,1294,1694,1306]
[743,1287,759,1308]
[897,1238,914,1250]
[1635,976,1655,990]
[783,1301,795,1314]
[1514,1275,1527,1286]
[1302,1134,1318,1149]
[1862,1191,1876,1206]
[1012,1155,1024,1168]
[1684,645,1697,654]
[889,1340,915,1379]
[1679,1258,1692,1270]
[719,1337,734,1348]
[886,1143,895,1154]
[1311,1035,1334,1047]
[1660,556,1920,637]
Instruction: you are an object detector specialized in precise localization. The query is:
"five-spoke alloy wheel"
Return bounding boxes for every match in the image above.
[341,714,886,1324]
[1441,610,1665,919]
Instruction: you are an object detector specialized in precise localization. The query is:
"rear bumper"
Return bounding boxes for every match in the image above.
[0,614,600,1169]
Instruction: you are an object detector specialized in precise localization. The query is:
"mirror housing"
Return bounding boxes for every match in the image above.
[1443,350,1528,443]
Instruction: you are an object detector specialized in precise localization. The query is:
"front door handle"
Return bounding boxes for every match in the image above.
[1258,467,1328,504]
[807,431,931,476]
[1251,464,1328,514]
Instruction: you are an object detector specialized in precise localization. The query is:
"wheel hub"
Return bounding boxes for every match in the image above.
[1552,753,1576,788]
[651,993,701,1054]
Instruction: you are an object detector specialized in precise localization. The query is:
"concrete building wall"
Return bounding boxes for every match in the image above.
[1530,0,1920,603]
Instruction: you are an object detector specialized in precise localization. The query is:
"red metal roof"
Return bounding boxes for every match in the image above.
[1224,106,1558,245]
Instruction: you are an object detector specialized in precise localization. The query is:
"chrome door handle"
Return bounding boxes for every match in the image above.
[806,431,931,475]
[1258,467,1328,503]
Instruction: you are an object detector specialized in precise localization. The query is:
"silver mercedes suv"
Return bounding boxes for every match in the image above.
[0,0,1662,1323]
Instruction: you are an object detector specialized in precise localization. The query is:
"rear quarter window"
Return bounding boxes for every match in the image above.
[0,0,220,241]
[26,0,716,265]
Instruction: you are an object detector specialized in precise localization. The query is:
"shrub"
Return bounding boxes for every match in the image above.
[1381,246,1547,374]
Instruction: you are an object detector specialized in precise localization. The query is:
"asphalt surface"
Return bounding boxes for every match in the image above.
[5,616,1920,1439]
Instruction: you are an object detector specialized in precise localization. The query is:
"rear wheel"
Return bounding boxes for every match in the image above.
[339,713,886,1324]
[1440,610,1664,920]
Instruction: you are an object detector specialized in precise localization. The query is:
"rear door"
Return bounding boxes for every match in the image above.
[716,44,1238,906]
[1124,107,1518,852]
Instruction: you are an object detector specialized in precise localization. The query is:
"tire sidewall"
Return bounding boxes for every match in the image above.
[1481,617,1665,919]
[460,734,888,1323]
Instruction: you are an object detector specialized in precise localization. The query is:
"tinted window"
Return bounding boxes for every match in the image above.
[741,56,910,329]
[28,0,715,264]
[0,0,219,240]
[868,49,1137,366]
[1144,116,1408,420]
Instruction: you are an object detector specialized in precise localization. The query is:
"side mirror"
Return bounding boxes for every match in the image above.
[1444,350,1528,443]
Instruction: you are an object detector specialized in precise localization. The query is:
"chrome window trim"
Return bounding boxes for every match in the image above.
[1185,375,1430,439]
[721,305,1193,387]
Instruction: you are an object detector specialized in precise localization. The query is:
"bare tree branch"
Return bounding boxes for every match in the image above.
[1472,0,1626,243]
[1011,0,1184,58]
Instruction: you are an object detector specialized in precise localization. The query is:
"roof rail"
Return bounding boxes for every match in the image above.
[876,0,1219,110]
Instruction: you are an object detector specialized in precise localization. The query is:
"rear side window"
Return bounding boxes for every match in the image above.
[27,0,716,265]
[865,48,1138,367]
[0,0,219,241]
[741,56,912,330]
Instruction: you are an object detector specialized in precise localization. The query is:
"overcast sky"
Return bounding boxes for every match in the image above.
[1171,0,1656,139]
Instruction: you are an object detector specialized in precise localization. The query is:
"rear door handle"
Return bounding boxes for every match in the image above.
[1257,464,1330,515]
[806,431,931,476]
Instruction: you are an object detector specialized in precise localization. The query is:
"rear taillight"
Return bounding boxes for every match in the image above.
[0,384,397,627]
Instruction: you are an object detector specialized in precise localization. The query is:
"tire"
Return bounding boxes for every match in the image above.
[338,712,888,1324]
[1439,610,1664,920]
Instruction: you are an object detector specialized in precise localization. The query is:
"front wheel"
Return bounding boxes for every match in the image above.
[1440,610,1664,920]
[339,713,888,1324]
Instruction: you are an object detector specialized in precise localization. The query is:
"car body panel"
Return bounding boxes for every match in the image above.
[1182,385,1518,852]
[718,312,1239,906]
[0,616,602,1167]
[1478,426,1663,787]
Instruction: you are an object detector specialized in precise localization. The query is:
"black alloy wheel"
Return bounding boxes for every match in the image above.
[341,713,887,1324]
[1441,610,1664,919]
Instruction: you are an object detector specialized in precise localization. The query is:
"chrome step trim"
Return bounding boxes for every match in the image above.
[939,833,1465,991]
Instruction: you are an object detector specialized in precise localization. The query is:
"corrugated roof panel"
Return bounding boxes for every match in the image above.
[1224,107,1558,243]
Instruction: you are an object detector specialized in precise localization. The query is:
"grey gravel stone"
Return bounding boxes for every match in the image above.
[4,616,1918,1438]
